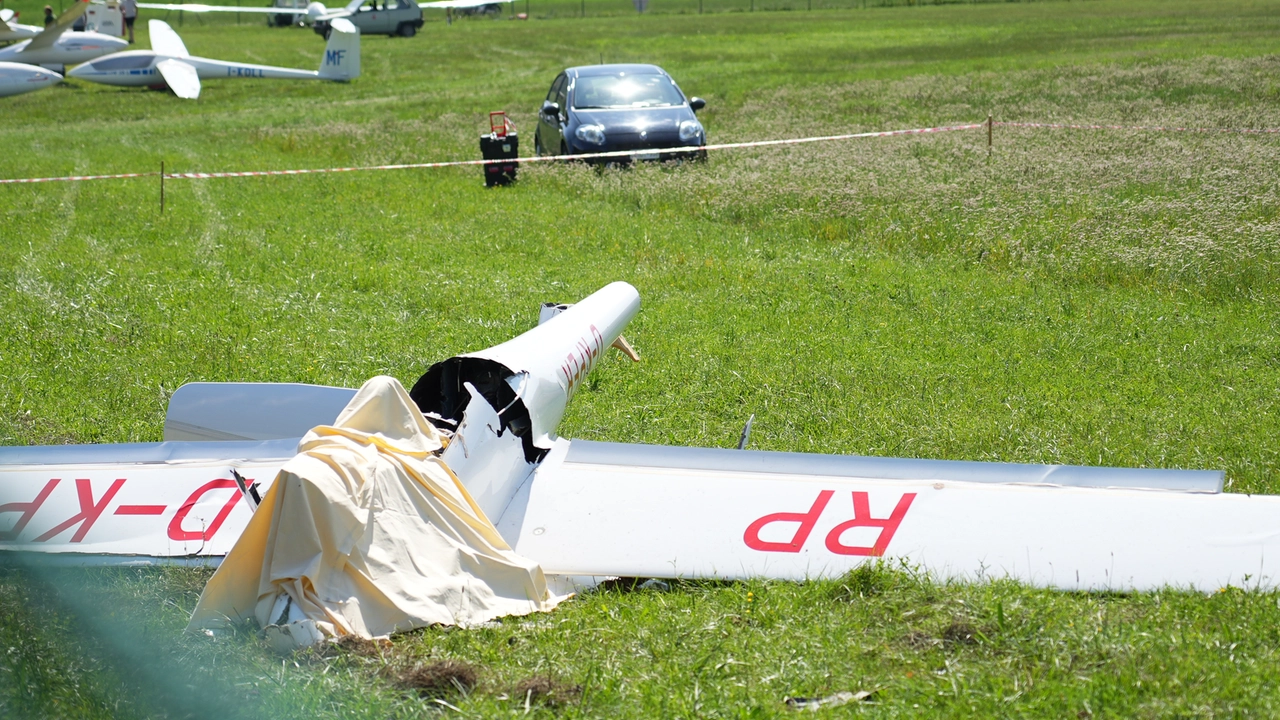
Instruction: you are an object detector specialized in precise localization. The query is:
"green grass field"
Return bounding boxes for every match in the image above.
[3,0,1280,716]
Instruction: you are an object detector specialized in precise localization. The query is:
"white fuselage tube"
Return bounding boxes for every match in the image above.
[0,61,61,97]
[0,31,127,66]
[67,50,321,86]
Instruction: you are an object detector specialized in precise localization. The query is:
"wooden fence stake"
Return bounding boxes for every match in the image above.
[160,161,165,213]
[987,113,993,156]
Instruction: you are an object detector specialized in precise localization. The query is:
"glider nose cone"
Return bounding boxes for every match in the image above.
[66,63,90,79]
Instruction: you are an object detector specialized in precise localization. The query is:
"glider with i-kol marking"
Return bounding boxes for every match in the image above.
[66,17,359,98]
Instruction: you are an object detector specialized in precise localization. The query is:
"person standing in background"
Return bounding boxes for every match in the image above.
[43,5,55,26]
[121,0,138,43]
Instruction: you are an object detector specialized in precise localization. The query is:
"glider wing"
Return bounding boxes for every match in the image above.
[419,0,514,8]
[156,57,200,98]
[492,437,1273,593]
[23,0,89,52]
[137,3,308,14]
[148,19,189,57]
[311,0,365,22]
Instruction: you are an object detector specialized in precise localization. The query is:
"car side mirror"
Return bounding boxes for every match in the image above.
[541,100,560,117]
[689,97,706,112]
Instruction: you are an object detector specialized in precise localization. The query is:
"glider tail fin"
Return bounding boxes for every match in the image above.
[318,17,360,81]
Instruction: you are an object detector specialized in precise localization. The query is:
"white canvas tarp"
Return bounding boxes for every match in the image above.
[188,376,563,644]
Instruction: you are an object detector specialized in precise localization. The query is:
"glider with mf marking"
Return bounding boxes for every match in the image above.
[67,18,359,98]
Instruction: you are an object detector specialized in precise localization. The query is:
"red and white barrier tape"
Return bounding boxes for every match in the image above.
[0,123,981,185]
[996,121,1280,135]
[4,120,1278,186]
[0,171,160,185]
[164,123,985,178]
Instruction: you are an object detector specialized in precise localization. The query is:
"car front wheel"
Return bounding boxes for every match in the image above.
[398,23,417,37]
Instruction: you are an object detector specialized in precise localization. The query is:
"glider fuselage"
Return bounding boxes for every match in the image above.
[0,31,126,66]
[68,50,321,86]
[0,22,43,43]
[0,61,61,97]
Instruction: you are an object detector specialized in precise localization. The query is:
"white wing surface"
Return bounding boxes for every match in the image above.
[163,382,356,441]
[311,0,364,21]
[148,19,189,58]
[137,3,308,13]
[22,1,88,52]
[419,0,513,8]
[493,437,1277,593]
[157,58,200,98]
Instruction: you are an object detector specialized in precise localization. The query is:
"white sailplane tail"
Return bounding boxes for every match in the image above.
[318,18,359,82]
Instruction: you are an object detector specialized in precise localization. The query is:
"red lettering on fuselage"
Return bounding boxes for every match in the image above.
[558,323,607,397]
[0,475,252,546]
[167,479,244,543]
[0,479,60,542]
[744,490,916,557]
[34,478,126,543]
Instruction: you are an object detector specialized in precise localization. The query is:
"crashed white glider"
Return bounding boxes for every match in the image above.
[1,282,1277,594]
[66,18,359,98]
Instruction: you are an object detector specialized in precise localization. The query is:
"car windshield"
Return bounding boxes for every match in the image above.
[572,73,684,109]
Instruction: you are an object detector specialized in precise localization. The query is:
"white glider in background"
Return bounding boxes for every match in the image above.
[417,0,513,9]
[67,17,359,98]
[139,0,365,25]
[0,8,45,42]
[3,282,1279,594]
[139,0,512,21]
[0,1,126,71]
[0,61,62,97]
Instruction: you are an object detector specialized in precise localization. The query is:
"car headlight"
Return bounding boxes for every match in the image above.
[575,124,606,145]
[679,120,704,142]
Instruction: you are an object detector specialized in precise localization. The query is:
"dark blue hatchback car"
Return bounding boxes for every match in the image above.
[534,64,707,162]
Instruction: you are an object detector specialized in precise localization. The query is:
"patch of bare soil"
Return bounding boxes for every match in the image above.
[392,660,478,698]
[942,620,980,645]
[513,676,581,708]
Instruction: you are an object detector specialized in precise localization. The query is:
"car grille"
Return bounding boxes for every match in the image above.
[608,131,683,150]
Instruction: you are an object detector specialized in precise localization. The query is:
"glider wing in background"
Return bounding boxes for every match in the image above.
[21,0,90,52]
